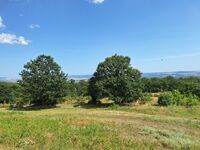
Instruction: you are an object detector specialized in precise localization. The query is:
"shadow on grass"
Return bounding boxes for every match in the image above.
[8,105,59,111]
[73,102,129,109]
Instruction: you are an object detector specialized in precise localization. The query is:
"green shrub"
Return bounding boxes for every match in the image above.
[152,93,160,97]
[171,90,185,105]
[185,95,199,107]
[158,92,174,106]
[140,93,153,104]
[158,91,199,107]
[108,104,120,110]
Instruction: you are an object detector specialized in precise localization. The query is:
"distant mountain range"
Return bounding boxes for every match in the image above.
[0,77,18,83]
[69,71,200,80]
[1,71,200,82]
[142,71,200,78]
[69,75,93,80]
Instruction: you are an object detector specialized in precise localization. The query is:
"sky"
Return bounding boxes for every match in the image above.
[0,0,200,78]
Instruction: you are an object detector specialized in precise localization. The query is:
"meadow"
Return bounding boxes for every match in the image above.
[0,100,200,150]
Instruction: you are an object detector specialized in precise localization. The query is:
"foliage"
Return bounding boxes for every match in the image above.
[184,94,199,107]
[142,76,200,98]
[76,80,89,96]
[141,76,179,93]
[158,92,174,106]
[66,79,89,97]
[66,79,77,97]
[0,85,14,104]
[18,55,68,106]
[158,90,199,107]
[177,77,200,97]
[140,93,153,104]
[88,54,143,104]
[0,82,20,104]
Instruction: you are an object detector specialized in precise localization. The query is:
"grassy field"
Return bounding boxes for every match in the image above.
[0,102,200,150]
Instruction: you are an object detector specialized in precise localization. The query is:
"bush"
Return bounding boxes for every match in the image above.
[152,93,160,97]
[171,90,185,106]
[158,91,199,107]
[140,93,153,104]
[185,95,199,107]
[108,104,120,110]
[158,92,174,106]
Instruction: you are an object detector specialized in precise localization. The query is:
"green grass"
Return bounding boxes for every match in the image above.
[0,103,200,150]
[141,126,199,149]
[107,104,200,119]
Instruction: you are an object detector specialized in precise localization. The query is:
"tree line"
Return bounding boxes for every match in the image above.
[0,54,199,108]
[142,76,200,97]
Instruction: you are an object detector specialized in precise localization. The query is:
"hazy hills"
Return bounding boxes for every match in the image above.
[1,71,200,82]
[142,71,200,78]
[0,77,17,83]
[69,71,200,80]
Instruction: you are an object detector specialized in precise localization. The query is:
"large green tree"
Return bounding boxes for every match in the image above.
[88,54,142,104]
[19,55,68,106]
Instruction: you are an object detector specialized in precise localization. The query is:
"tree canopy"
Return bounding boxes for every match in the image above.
[88,54,142,104]
[18,55,68,106]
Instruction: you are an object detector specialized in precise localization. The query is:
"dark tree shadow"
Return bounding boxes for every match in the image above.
[73,103,113,109]
[73,101,129,109]
[9,105,59,111]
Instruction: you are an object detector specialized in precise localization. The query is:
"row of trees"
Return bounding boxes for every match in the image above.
[0,54,143,106]
[141,76,200,97]
[0,79,88,106]
[0,54,200,107]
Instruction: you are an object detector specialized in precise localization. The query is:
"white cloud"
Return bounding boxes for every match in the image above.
[90,0,105,4]
[0,33,30,45]
[29,24,40,29]
[0,16,30,45]
[0,16,5,29]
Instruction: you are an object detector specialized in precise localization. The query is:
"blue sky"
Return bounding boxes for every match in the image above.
[0,0,200,78]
